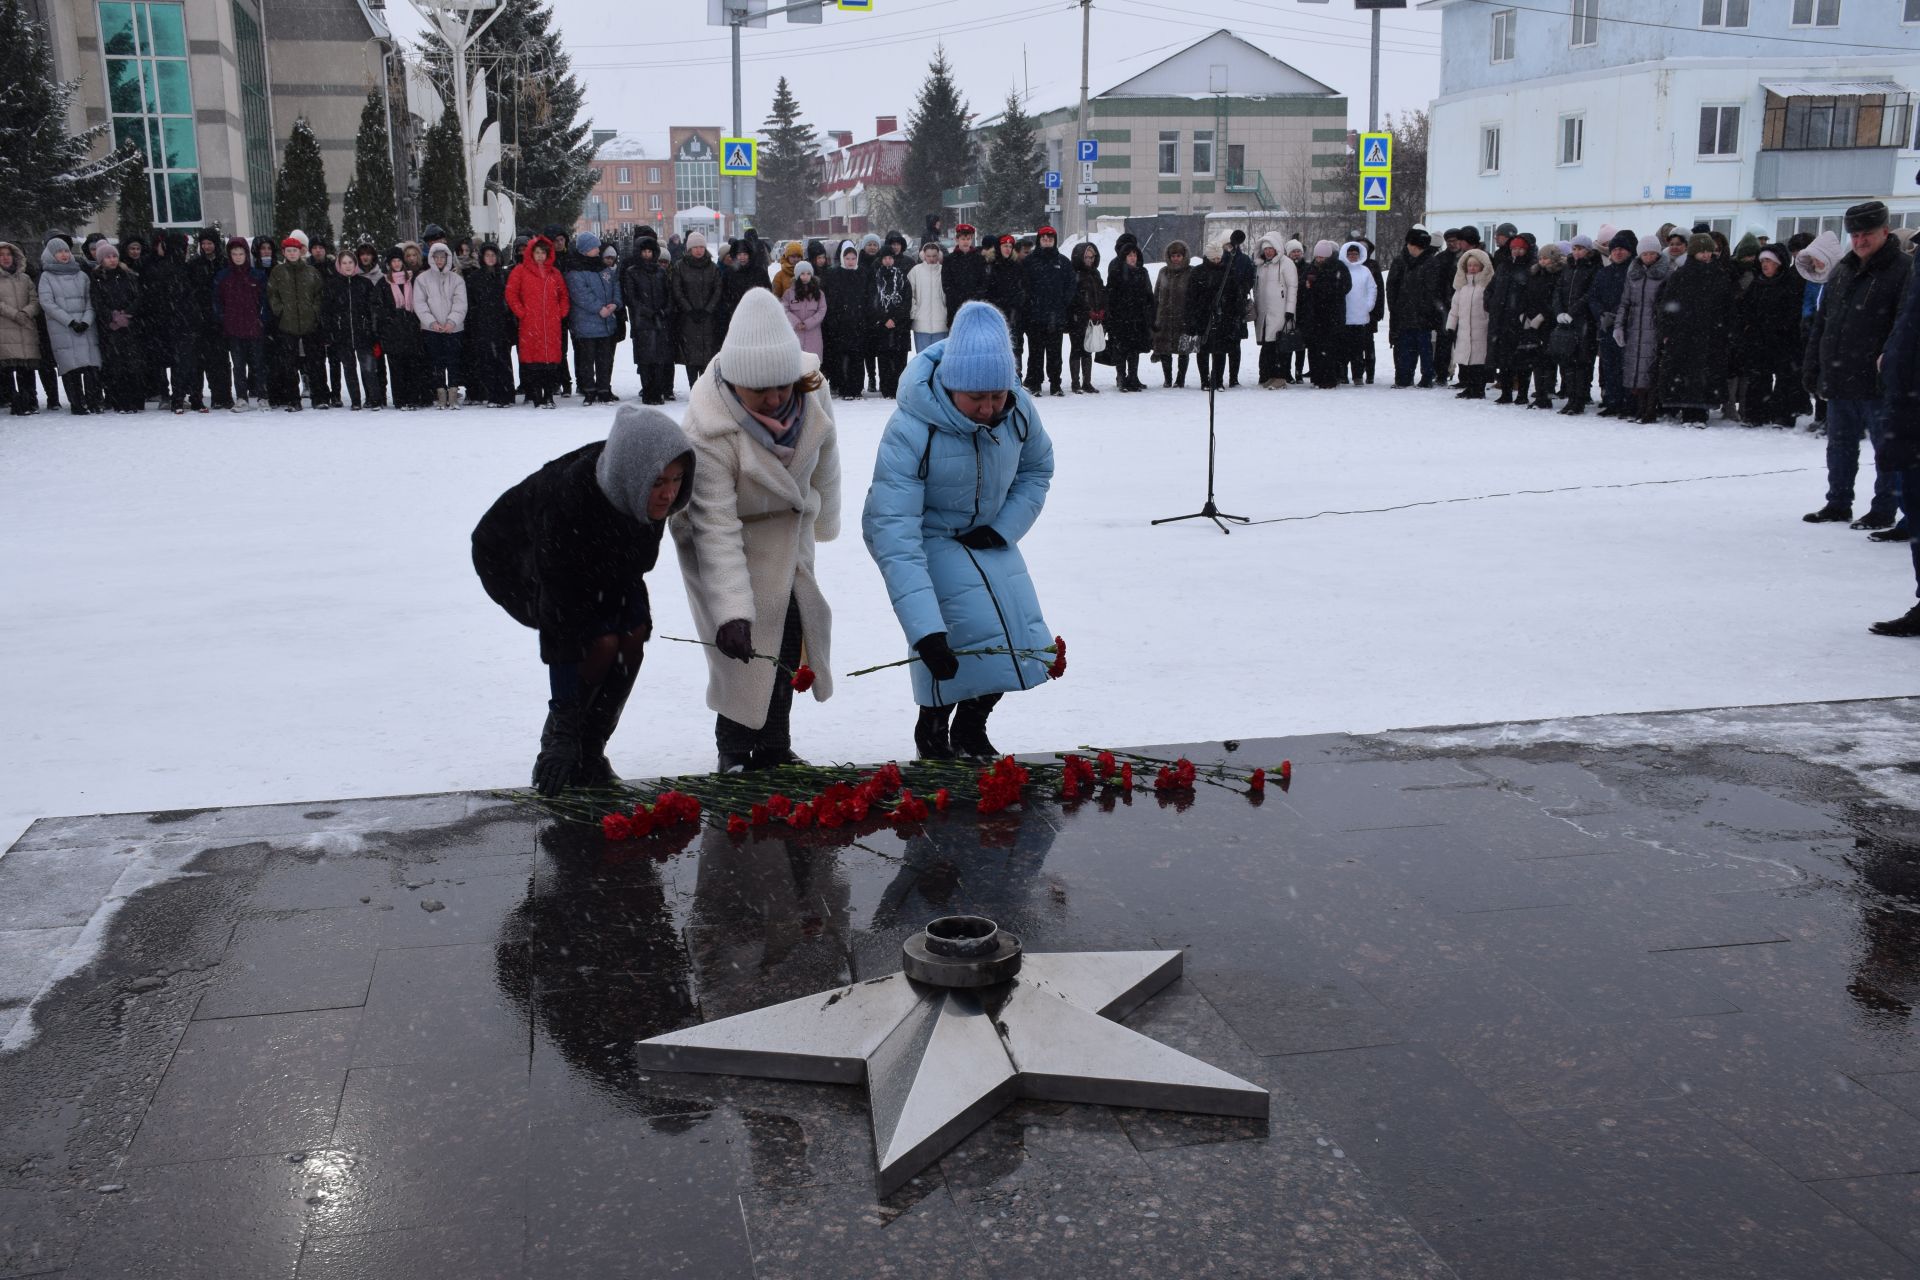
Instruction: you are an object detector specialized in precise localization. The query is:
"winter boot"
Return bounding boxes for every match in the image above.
[949,693,1002,759]
[751,747,810,770]
[1851,510,1897,531]
[1803,503,1853,524]
[915,704,956,761]
[1159,356,1173,388]
[1869,524,1913,543]
[531,700,586,797]
[1175,354,1189,388]
[1069,365,1083,393]
[576,659,641,789]
[62,372,87,415]
[1869,604,1920,638]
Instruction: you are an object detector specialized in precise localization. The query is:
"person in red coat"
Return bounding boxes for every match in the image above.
[507,235,569,407]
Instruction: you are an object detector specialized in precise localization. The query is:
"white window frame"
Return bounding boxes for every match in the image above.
[1555,220,1580,240]
[1907,0,1920,22]
[1157,130,1179,177]
[1697,103,1741,159]
[1557,113,1585,167]
[1700,0,1749,26]
[1480,124,1502,175]
[1491,9,1516,63]
[617,193,634,212]
[1569,0,1598,48]
[646,165,661,184]
[1192,129,1215,177]
[1790,0,1839,26]
[616,166,631,184]
[648,192,662,212]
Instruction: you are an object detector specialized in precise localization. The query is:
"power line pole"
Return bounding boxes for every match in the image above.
[1076,0,1090,237]
[1365,5,1380,244]
[729,16,744,230]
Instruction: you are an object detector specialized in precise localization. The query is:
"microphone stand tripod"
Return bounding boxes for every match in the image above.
[1154,249,1249,535]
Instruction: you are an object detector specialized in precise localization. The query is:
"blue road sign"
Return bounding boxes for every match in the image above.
[1044,170,1061,189]
[1362,136,1388,168]
[720,137,758,176]
[1664,185,1692,200]
[1359,174,1391,211]
[1077,138,1098,164]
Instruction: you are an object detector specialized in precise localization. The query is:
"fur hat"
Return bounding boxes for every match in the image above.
[1687,233,1717,256]
[1845,200,1889,233]
[717,288,806,388]
[90,239,118,264]
[1406,227,1432,249]
[1609,229,1639,254]
[937,301,1019,392]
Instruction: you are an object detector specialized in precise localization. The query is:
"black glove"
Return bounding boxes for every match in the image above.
[68,320,88,334]
[715,618,755,664]
[1283,316,1296,335]
[915,631,960,681]
[956,526,1006,550]
[532,742,578,797]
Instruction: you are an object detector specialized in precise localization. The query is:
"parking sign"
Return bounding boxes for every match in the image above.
[1044,170,1061,190]
[1077,138,1098,164]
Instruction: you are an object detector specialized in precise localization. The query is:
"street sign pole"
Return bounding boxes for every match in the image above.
[1076,0,1090,238]
[1366,5,1380,243]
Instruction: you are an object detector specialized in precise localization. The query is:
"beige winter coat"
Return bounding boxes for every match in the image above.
[671,362,842,729]
[0,244,42,367]
[908,261,948,333]
[1252,232,1299,343]
[1444,249,1494,366]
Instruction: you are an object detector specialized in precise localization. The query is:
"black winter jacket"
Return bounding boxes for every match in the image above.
[322,271,379,353]
[1386,248,1447,339]
[1656,259,1733,407]
[462,261,512,344]
[186,251,224,334]
[1804,236,1914,401]
[1737,267,1806,378]
[942,247,989,321]
[822,263,869,352]
[1104,256,1154,356]
[1022,247,1076,332]
[869,260,912,355]
[620,257,673,366]
[1297,256,1350,337]
[987,251,1025,323]
[471,441,669,663]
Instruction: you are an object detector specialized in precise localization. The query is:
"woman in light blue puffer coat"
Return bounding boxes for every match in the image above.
[862,301,1055,760]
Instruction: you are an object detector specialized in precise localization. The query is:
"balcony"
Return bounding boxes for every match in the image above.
[1224,168,1276,211]
[1753,147,1900,201]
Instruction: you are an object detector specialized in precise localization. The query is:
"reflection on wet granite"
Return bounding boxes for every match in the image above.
[2,706,1920,1275]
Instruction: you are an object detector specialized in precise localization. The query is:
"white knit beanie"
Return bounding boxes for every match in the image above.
[718,289,805,388]
[685,230,707,251]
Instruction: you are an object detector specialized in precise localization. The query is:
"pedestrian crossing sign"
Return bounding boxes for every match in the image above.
[720,137,758,176]
[835,0,874,9]
[1359,131,1391,173]
[1359,174,1391,211]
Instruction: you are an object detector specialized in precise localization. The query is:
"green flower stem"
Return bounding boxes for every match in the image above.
[845,644,1060,679]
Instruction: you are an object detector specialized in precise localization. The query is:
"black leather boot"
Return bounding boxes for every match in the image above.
[575,659,641,788]
[949,694,1002,759]
[915,704,956,760]
[532,700,586,796]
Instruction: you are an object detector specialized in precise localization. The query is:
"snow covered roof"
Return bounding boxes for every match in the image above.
[593,134,656,161]
[1760,79,1907,98]
[1100,30,1337,99]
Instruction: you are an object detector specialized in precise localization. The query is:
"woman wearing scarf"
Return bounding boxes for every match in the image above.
[38,235,103,414]
[375,246,429,409]
[862,301,1055,760]
[89,240,144,413]
[672,288,841,773]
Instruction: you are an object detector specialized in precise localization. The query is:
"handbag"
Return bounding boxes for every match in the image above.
[1177,333,1200,355]
[1083,322,1107,354]
[1547,323,1579,362]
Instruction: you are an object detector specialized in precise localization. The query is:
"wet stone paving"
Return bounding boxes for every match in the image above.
[1,699,1918,1278]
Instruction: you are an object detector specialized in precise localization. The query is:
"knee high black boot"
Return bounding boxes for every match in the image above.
[915,704,956,760]
[950,694,1002,759]
[576,658,642,788]
[62,372,86,414]
[1175,353,1189,387]
[532,700,586,797]
[1158,354,1172,388]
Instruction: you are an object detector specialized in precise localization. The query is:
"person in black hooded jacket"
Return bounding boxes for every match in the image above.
[1738,243,1806,426]
[621,237,675,404]
[1486,233,1537,403]
[1021,226,1074,395]
[1657,235,1734,425]
[1067,241,1107,394]
[184,229,232,409]
[941,223,989,321]
[1515,244,1565,409]
[321,249,381,409]
[822,239,869,398]
[867,240,912,397]
[141,232,199,412]
[463,242,514,407]
[1105,239,1154,392]
[986,234,1025,366]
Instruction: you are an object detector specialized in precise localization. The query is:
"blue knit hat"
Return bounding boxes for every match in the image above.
[937,301,1018,392]
[575,231,601,255]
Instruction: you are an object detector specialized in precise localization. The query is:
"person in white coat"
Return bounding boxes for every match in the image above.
[413,241,469,408]
[672,287,842,773]
[1443,247,1494,399]
[908,242,948,353]
[1252,231,1298,389]
[1341,240,1379,386]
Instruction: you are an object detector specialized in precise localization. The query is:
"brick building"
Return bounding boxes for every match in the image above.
[577,131,671,240]
[812,115,908,239]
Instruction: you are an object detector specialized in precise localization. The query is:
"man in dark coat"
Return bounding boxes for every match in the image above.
[1869,220,1920,635]
[1430,229,1463,383]
[1224,229,1257,386]
[1802,200,1915,527]
[1553,235,1601,413]
[1588,229,1636,416]
[1654,235,1732,423]
[462,242,513,406]
[471,405,695,794]
[142,232,201,412]
[183,229,231,409]
[941,223,989,321]
[1021,226,1075,396]
[1386,227,1446,387]
[621,237,675,404]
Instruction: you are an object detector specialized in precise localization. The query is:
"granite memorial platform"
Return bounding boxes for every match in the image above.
[1,699,1917,1278]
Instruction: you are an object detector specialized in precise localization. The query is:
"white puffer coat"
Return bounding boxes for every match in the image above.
[1252,232,1299,343]
[1444,249,1493,366]
[671,361,842,729]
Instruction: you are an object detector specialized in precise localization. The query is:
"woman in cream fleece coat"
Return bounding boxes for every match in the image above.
[672,287,842,772]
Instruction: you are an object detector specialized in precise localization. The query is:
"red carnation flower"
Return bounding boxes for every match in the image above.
[934,787,951,811]
[749,803,770,826]
[601,813,633,841]
[1097,751,1116,779]
[1047,635,1067,680]
[726,814,749,837]
[787,802,814,829]
[766,794,793,818]
[1120,762,1133,790]
[1278,760,1293,781]
[1249,767,1266,793]
[789,664,816,693]
[630,807,656,837]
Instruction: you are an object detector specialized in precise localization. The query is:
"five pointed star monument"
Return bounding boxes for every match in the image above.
[635,946,1268,1194]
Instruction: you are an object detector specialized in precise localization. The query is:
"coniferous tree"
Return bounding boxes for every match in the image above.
[897,46,972,235]
[0,0,133,241]
[116,149,154,244]
[419,0,596,231]
[981,91,1044,232]
[342,88,399,249]
[756,77,820,239]
[417,100,470,237]
[272,117,334,240]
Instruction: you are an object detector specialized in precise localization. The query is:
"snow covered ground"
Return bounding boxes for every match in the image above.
[3,337,1916,849]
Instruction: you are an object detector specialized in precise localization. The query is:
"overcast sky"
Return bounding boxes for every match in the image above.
[389,0,1443,158]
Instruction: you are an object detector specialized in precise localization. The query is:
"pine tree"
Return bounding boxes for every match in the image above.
[0,0,133,242]
[272,117,334,241]
[116,148,153,244]
[981,91,1044,233]
[756,77,820,240]
[417,100,470,238]
[419,0,596,232]
[342,87,399,249]
[897,46,973,236]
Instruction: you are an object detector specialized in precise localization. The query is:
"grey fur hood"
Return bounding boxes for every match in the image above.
[596,404,696,522]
